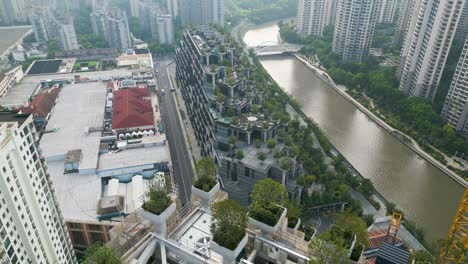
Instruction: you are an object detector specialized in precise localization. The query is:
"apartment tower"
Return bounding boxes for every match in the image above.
[441,36,468,134]
[91,8,133,50]
[397,0,464,100]
[377,0,398,23]
[332,0,380,62]
[295,0,332,36]
[180,0,224,27]
[0,113,76,263]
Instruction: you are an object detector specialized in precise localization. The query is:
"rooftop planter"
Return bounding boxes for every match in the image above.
[192,182,220,206]
[211,199,248,264]
[248,178,288,236]
[140,182,176,236]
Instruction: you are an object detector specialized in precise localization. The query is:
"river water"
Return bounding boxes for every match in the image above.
[243,23,464,241]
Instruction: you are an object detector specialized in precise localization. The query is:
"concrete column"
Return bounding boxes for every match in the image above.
[247,132,251,145]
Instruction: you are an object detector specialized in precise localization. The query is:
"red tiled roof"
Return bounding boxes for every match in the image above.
[18,88,60,118]
[367,229,402,249]
[112,88,154,130]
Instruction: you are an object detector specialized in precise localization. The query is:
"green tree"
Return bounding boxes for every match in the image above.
[334,212,368,246]
[257,151,267,161]
[228,135,238,146]
[267,138,277,149]
[255,139,262,148]
[305,175,316,185]
[296,176,306,186]
[236,150,245,160]
[250,178,286,209]
[308,239,348,264]
[280,157,289,170]
[82,243,121,264]
[359,179,374,197]
[196,158,217,180]
[211,199,247,250]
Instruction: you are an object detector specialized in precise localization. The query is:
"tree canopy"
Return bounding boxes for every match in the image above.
[211,199,247,250]
[82,243,121,264]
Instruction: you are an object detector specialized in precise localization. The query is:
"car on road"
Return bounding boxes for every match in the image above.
[161,89,165,95]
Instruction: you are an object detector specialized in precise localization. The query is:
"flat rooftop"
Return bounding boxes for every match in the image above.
[40,82,107,171]
[0,26,32,57]
[98,145,170,172]
[0,83,40,109]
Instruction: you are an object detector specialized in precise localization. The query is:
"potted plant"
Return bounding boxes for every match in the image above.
[140,181,176,236]
[248,178,288,236]
[192,158,220,206]
[210,199,248,264]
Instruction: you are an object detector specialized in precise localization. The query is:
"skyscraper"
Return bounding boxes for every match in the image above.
[91,8,133,50]
[397,0,464,100]
[441,36,468,134]
[46,10,80,51]
[29,8,49,42]
[392,0,417,47]
[180,0,224,27]
[0,0,30,25]
[134,0,175,44]
[0,113,77,264]
[377,0,398,23]
[332,0,380,62]
[295,0,332,36]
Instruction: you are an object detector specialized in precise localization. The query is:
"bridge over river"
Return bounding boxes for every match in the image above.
[248,41,303,56]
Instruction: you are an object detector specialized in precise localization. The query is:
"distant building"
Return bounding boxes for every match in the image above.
[0,113,77,263]
[29,8,49,42]
[91,8,133,50]
[180,0,224,27]
[392,0,416,47]
[377,0,397,23]
[176,29,303,206]
[0,66,23,98]
[455,0,468,41]
[295,0,333,36]
[133,0,175,44]
[0,0,29,25]
[332,0,380,62]
[397,0,464,100]
[441,37,468,135]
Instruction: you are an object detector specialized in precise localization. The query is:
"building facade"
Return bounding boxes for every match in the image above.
[332,0,380,62]
[441,36,468,134]
[377,0,397,23]
[0,113,76,264]
[176,29,303,206]
[29,8,79,50]
[91,8,133,50]
[180,0,224,27]
[0,0,30,25]
[392,0,416,47]
[135,0,174,44]
[397,0,464,100]
[295,0,332,36]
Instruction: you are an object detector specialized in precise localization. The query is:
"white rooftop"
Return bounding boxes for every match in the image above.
[0,82,39,109]
[40,82,107,172]
[98,144,170,173]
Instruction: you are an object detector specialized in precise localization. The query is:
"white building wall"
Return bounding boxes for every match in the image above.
[441,36,468,134]
[332,0,380,62]
[0,116,76,264]
[296,0,332,36]
[398,0,464,100]
[377,0,397,23]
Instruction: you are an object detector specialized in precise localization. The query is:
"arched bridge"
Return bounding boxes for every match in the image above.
[248,41,303,56]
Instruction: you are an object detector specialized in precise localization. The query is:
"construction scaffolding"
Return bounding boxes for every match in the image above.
[444,186,468,263]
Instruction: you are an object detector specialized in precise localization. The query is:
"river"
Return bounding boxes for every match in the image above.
[243,23,464,242]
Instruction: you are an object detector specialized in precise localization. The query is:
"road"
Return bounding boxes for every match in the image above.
[155,60,193,207]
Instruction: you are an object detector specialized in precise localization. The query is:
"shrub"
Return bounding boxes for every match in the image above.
[211,199,247,250]
[82,243,121,264]
[235,150,245,160]
[142,183,172,215]
[257,151,266,161]
[250,178,287,226]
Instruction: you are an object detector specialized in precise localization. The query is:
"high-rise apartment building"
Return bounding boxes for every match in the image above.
[46,10,79,51]
[0,0,30,25]
[180,0,224,27]
[29,8,49,42]
[441,36,468,134]
[0,113,76,264]
[392,0,417,47]
[295,0,332,36]
[377,0,397,23]
[397,0,464,100]
[91,8,133,50]
[332,0,380,62]
[455,0,468,40]
[134,0,174,44]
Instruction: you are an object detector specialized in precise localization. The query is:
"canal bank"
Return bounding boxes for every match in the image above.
[293,54,468,187]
